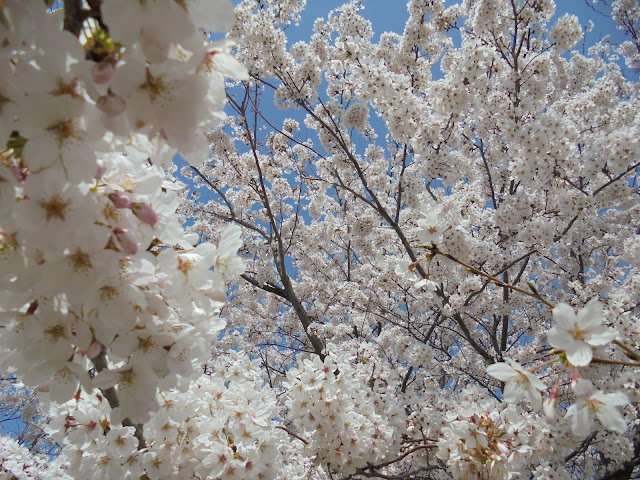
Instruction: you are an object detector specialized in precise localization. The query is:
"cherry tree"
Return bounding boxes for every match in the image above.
[1,0,640,479]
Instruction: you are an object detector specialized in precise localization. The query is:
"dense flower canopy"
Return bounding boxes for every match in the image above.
[1,0,640,479]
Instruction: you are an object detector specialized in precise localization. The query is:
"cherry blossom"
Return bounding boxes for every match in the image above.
[565,379,629,436]
[1,0,640,478]
[486,358,547,409]
[548,299,618,366]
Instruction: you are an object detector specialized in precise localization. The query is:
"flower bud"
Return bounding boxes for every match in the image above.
[114,227,138,255]
[86,339,103,359]
[131,202,158,226]
[108,191,132,208]
[543,397,557,421]
[97,90,126,116]
[96,159,107,179]
[571,378,594,398]
[92,61,115,84]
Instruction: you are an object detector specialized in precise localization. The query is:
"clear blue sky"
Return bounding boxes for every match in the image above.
[270,0,628,50]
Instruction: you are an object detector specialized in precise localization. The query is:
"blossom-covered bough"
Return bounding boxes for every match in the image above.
[1,0,640,479]
[1,0,254,478]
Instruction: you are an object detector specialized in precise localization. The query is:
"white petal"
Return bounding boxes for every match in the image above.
[189,0,235,31]
[552,303,577,328]
[577,298,602,329]
[547,327,574,350]
[595,404,627,433]
[593,391,629,407]
[486,362,517,382]
[543,398,557,421]
[524,371,547,391]
[503,379,526,404]
[50,366,79,402]
[566,340,593,367]
[92,369,121,389]
[566,402,595,437]
[586,327,617,346]
[524,385,543,410]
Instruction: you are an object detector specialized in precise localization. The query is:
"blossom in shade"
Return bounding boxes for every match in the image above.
[565,379,629,436]
[486,358,546,410]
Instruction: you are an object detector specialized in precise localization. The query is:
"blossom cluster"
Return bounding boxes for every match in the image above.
[487,300,630,436]
[436,402,534,480]
[0,0,245,440]
[0,434,71,480]
[46,351,284,479]
[1,0,640,478]
[284,354,399,476]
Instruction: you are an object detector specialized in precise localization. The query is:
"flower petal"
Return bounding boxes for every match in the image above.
[566,340,593,367]
[577,298,602,329]
[486,362,517,382]
[595,404,627,433]
[503,378,526,404]
[547,327,575,351]
[566,402,595,436]
[552,303,577,328]
[585,327,617,346]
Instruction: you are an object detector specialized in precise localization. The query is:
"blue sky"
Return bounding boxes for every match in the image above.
[267,1,629,50]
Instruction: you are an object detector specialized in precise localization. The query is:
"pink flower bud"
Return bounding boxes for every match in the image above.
[96,159,106,179]
[108,191,132,208]
[10,165,27,182]
[131,202,158,226]
[37,382,50,393]
[86,339,103,359]
[97,91,126,116]
[91,61,115,84]
[114,227,138,255]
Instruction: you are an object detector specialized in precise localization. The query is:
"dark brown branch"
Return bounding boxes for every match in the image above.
[63,0,85,36]
[275,425,309,445]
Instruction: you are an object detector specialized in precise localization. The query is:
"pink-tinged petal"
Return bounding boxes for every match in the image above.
[566,340,593,366]
[108,191,132,208]
[92,61,116,84]
[86,339,102,359]
[97,91,126,117]
[552,303,577,328]
[96,159,107,179]
[131,202,158,226]
[486,362,517,382]
[114,227,138,255]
